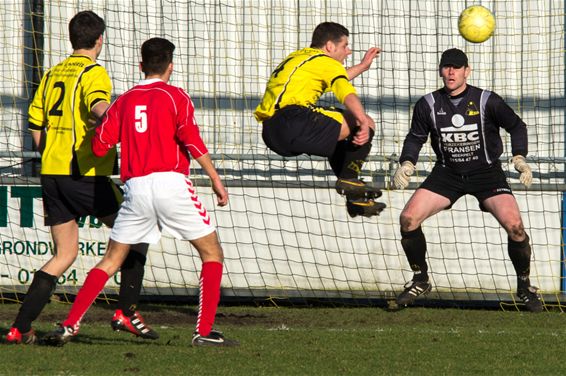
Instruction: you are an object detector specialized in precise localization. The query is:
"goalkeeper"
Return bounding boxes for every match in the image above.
[255,22,385,218]
[392,48,542,312]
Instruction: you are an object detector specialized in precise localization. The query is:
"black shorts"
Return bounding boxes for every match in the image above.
[41,175,122,226]
[262,105,342,158]
[420,163,512,211]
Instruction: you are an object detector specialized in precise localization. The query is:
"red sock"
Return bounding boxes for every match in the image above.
[195,261,223,336]
[63,268,109,330]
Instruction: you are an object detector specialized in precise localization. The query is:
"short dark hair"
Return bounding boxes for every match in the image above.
[69,11,105,50]
[141,38,176,75]
[310,22,349,48]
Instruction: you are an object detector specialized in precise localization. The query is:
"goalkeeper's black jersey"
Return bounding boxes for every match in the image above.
[399,85,528,174]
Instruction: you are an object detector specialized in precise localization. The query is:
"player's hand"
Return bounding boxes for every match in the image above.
[212,180,229,206]
[352,115,375,146]
[359,47,381,71]
[511,155,532,188]
[393,161,415,190]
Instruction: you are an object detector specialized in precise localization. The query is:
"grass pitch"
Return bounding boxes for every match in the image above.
[1,302,565,375]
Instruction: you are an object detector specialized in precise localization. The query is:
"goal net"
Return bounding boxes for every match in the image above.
[0,0,564,307]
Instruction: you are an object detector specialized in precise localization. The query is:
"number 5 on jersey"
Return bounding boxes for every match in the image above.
[135,105,147,133]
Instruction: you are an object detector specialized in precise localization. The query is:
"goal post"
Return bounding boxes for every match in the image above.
[0,0,564,307]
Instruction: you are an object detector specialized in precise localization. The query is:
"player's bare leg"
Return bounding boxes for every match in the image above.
[42,221,80,276]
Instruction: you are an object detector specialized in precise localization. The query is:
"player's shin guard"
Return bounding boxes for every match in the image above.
[329,128,374,179]
[195,261,223,337]
[118,247,148,316]
[12,270,58,333]
[508,235,532,288]
[62,268,109,330]
[401,227,429,282]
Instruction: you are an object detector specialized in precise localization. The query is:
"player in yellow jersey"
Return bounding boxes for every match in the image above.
[5,11,157,345]
[255,22,385,218]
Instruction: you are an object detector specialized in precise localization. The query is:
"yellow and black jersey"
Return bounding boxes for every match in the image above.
[254,47,357,122]
[28,54,116,176]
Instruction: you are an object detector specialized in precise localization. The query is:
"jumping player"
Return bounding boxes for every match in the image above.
[392,48,542,312]
[5,11,157,345]
[255,22,385,218]
[42,37,238,346]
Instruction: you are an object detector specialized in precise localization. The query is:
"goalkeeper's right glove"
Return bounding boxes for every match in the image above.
[393,161,415,190]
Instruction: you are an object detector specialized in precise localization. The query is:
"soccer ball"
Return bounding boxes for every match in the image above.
[458,5,495,43]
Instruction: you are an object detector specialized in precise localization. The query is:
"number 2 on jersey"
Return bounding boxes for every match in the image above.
[48,81,65,116]
[135,105,147,133]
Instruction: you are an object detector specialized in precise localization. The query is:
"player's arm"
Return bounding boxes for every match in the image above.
[30,130,45,154]
[343,93,375,146]
[91,100,110,120]
[392,99,430,189]
[194,153,228,207]
[346,47,381,80]
[183,130,229,206]
[488,93,532,187]
[399,98,430,164]
[28,72,49,154]
[92,103,118,157]
[84,65,112,123]
[488,93,528,157]
[330,71,375,145]
[177,89,228,206]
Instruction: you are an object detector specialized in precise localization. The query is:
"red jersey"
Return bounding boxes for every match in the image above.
[92,79,208,182]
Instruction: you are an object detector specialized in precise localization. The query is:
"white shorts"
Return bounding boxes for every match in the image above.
[110,172,215,244]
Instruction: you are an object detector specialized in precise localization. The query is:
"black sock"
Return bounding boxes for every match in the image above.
[508,235,531,289]
[118,246,147,317]
[329,128,374,179]
[329,140,347,177]
[13,270,57,332]
[401,227,429,282]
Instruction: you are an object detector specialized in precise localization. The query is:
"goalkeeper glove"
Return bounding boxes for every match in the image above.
[393,161,415,190]
[511,155,532,188]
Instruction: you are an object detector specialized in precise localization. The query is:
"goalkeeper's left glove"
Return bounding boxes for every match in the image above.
[511,155,533,188]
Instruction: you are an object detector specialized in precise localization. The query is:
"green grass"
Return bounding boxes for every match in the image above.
[1,302,565,375]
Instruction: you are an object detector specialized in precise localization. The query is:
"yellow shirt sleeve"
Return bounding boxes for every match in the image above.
[82,65,111,111]
[330,75,357,104]
[28,71,50,129]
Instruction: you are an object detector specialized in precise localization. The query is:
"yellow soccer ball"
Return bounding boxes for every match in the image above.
[458,5,495,43]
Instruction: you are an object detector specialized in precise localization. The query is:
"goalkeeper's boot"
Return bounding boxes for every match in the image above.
[346,199,387,218]
[396,279,432,306]
[335,178,382,200]
[517,285,543,313]
[111,310,159,340]
[41,324,77,347]
[192,329,239,347]
[5,327,37,345]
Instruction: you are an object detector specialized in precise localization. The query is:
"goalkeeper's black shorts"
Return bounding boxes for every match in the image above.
[419,163,512,212]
